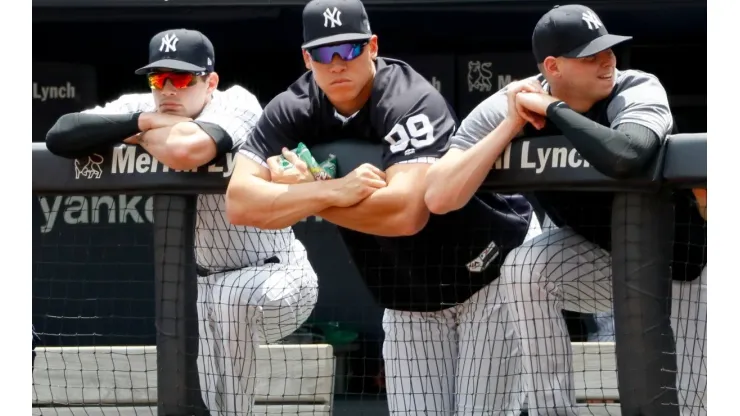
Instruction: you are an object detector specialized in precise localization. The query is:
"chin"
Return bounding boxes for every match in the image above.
[159,108,184,116]
[325,88,360,104]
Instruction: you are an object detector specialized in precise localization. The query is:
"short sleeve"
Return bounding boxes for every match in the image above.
[194,85,263,152]
[450,90,509,151]
[379,89,457,169]
[238,91,306,168]
[81,93,154,115]
[607,71,674,140]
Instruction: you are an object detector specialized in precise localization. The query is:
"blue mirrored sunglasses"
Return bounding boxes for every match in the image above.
[309,42,367,64]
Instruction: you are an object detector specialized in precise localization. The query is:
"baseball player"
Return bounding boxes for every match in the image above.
[45,29,319,416]
[225,0,536,413]
[425,5,706,415]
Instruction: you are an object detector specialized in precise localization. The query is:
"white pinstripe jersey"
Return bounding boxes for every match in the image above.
[83,86,302,271]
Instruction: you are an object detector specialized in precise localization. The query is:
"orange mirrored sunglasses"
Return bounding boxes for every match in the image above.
[147,72,204,90]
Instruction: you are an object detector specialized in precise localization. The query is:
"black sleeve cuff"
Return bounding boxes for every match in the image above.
[46,112,143,159]
[192,121,233,159]
[546,100,568,116]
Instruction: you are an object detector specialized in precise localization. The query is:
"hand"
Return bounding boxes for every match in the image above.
[138,112,193,131]
[516,92,560,117]
[504,79,547,130]
[266,148,315,184]
[123,133,141,145]
[330,163,387,207]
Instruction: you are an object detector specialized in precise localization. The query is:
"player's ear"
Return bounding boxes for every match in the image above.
[206,72,219,93]
[543,56,560,78]
[367,35,378,60]
[302,50,312,70]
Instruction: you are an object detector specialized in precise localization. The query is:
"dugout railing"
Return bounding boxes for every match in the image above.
[31,133,707,416]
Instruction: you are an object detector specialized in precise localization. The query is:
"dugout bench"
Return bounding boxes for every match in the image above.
[32,133,706,416]
[32,343,616,415]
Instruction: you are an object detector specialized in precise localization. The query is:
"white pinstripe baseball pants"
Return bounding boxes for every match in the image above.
[500,227,706,416]
[380,214,544,415]
[382,280,526,416]
[195,251,318,416]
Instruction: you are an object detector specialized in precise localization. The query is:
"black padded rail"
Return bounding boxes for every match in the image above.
[31,133,706,194]
[662,133,707,186]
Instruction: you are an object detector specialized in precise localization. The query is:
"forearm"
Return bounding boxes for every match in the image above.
[318,187,428,237]
[425,118,521,214]
[138,122,216,170]
[547,102,661,178]
[46,112,141,159]
[226,178,338,230]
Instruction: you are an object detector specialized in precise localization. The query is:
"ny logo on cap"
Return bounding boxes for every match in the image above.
[323,7,342,28]
[581,11,603,30]
[160,33,179,53]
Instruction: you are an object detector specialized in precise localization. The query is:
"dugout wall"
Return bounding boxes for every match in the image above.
[33,0,707,414]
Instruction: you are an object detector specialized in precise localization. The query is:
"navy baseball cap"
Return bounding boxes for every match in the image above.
[135,29,215,75]
[532,5,632,63]
[301,0,372,50]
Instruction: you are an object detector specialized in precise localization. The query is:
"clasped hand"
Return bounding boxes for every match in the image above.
[504,78,561,131]
[266,147,388,208]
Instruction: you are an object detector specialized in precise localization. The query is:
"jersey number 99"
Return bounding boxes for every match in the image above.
[384,114,436,154]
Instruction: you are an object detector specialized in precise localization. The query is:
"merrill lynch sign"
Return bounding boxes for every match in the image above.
[73,146,237,180]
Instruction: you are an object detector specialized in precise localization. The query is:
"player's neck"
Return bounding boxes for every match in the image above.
[548,84,596,113]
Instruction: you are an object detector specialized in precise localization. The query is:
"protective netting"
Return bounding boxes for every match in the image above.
[31,187,706,416]
[32,193,157,411]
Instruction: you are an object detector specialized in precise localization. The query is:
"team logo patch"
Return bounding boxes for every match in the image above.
[74,154,104,180]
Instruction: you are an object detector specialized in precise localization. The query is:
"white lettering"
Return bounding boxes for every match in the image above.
[38,195,154,233]
[91,195,116,223]
[111,146,237,177]
[517,142,594,173]
[536,147,551,174]
[135,153,152,173]
[521,141,537,169]
[112,146,136,174]
[224,153,237,177]
[144,196,154,223]
[497,74,515,90]
[118,195,143,223]
[551,147,568,168]
[38,196,62,234]
[63,196,88,225]
[568,148,583,167]
[32,82,76,102]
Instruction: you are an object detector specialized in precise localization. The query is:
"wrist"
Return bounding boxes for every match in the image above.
[546,100,568,116]
[137,112,151,131]
[499,117,526,134]
[309,178,343,207]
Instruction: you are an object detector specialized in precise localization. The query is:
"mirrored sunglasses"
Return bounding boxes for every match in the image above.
[147,71,204,90]
[309,42,366,64]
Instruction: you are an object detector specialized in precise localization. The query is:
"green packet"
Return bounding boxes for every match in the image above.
[316,154,337,180]
[280,142,337,180]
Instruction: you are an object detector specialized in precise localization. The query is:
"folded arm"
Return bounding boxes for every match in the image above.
[225,153,340,229]
[135,120,218,171]
[318,163,430,237]
[45,112,142,159]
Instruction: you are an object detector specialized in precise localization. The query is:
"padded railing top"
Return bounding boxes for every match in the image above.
[32,133,706,195]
